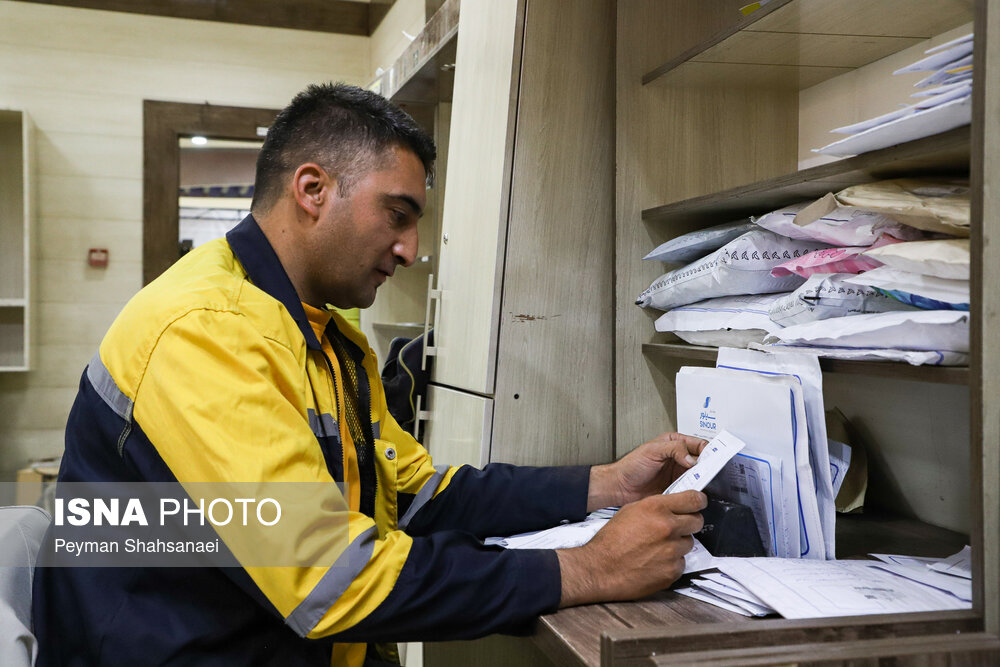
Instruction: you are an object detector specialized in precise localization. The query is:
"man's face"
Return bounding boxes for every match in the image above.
[308,146,426,309]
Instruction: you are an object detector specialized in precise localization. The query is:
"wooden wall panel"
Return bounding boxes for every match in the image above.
[490,0,615,467]
[615,0,796,456]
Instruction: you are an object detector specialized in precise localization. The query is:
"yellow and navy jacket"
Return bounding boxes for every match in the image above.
[33,215,590,666]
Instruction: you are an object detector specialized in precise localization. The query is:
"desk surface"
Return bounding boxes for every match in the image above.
[533,590,749,667]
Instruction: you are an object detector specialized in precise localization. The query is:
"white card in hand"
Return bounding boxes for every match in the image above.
[665,430,746,494]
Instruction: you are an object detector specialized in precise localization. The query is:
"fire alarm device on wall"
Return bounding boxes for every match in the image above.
[88,248,109,268]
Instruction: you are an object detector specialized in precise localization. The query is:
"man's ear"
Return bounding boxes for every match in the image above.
[292,163,334,220]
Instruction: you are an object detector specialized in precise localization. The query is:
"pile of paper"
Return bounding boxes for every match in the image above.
[676,348,836,560]
[678,546,971,619]
[816,33,973,157]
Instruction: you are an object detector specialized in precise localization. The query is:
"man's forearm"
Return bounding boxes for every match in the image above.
[587,463,623,512]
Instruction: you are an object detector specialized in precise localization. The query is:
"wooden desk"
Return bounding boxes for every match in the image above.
[529,515,984,667]
[534,590,748,667]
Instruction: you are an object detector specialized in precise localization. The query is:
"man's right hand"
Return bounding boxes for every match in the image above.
[555,490,707,607]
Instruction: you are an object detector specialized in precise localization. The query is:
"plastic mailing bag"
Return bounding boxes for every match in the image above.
[654,294,784,348]
[833,179,970,237]
[636,229,829,311]
[768,273,918,327]
[643,219,755,264]
[844,267,970,306]
[862,238,970,280]
[753,199,922,247]
[763,310,969,354]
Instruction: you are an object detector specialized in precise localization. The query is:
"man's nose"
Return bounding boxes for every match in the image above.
[393,224,418,267]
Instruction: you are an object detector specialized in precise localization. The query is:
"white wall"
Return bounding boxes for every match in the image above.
[0,0,370,478]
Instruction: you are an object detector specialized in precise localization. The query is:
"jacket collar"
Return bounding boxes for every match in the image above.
[226,214,323,352]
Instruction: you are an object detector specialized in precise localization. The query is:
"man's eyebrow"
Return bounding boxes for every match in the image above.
[386,193,424,218]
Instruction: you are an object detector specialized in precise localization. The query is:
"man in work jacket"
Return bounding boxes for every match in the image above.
[33,82,708,666]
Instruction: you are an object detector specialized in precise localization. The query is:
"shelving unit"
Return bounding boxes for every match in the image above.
[604,0,998,663]
[642,343,971,385]
[361,0,457,363]
[642,127,970,226]
[0,109,33,372]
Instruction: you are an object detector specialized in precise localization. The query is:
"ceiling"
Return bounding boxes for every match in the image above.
[16,0,397,36]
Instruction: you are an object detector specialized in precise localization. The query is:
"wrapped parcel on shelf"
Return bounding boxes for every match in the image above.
[770,244,891,279]
[654,293,785,348]
[834,179,970,237]
[862,238,970,280]
[643,219,755,263]
[768,273,918,327]
[754,199,922,247]
[761,310,969,366]
[844,267,969,310]
[636,229,830,311]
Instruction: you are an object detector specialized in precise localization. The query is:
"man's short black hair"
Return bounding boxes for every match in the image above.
[251,82,436,212]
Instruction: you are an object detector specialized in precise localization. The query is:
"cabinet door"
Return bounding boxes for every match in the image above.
[432,0,523,395]
[421,383,493,468]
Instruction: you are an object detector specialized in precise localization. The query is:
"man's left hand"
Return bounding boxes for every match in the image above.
[587,432,708,511]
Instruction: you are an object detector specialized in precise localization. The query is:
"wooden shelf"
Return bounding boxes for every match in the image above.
[0,298,26,307]
[641,126,970,227]
[643,0,974,88]
[372,0,458,104]
[642,343,970,385]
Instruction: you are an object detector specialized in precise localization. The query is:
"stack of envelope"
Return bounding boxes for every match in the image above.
[676,546,971,619]
[816,33,973,157]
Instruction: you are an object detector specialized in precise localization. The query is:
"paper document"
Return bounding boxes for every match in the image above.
[691,578,775,616]
[716,558,970,619]
[489,518,718,577]
[828,439,851,497]
[676,367,819,558]
[705,450,781,557]
[870,561,972,602]
[675,586,754,616]
[717,348,836,560]
[929,545,972,579]
[665,430,746,494]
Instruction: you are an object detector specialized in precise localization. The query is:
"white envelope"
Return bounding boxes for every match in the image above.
[716,347,836,560]
[705,449,782,557]
[677,367,824,559]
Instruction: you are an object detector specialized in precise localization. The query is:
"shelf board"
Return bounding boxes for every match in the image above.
[642,343,969,385]
[641,126,970,227]
[0,298,26,307]
[371,322,425,338]
[643,0,974,88]
[373,0,458,104]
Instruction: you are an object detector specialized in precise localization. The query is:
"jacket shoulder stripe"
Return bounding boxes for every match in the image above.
[284,524,378,637]
[397,465,449,531]
[307,409,340,441]
[86,352,133,422]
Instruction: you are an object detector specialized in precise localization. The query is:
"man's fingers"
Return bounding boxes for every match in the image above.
[668,512,704,537]
[661,489,708,514]
[664,432,709,467]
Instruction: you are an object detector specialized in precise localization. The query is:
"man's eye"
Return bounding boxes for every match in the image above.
[392,209,406,223]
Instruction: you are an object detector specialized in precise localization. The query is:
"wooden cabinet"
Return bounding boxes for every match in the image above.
[0,109,33,372]
[585,0,1000,663]
[421,0,615,471]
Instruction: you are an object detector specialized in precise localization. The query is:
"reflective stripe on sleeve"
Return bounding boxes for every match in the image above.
[86,352,133,422]
[307,408,340,441]
[284,524,379,638]
[397,465,449,531]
